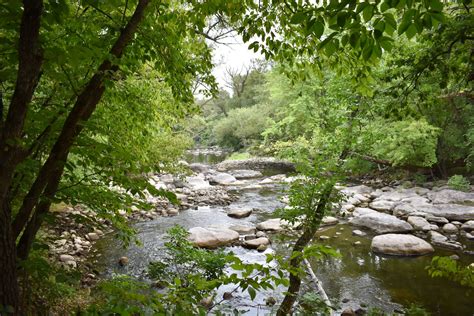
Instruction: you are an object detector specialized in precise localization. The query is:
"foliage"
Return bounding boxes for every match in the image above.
[18,245,82,314]
[362,119,440,167]
[88,225,290,315]
[148,226,227,283]
[447,175,471,192]
[84,275,163,315]
[405,304,431,316]
[427,256,474,288]
[213,104,272,150]
[296,292,332,315]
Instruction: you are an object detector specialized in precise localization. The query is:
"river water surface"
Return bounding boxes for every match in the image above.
[92,153,473,315]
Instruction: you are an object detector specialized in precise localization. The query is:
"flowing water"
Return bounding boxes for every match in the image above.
[92,153,474,315]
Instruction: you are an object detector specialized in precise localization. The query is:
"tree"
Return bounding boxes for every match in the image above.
[0,0,243,311]
[0,0,458,312]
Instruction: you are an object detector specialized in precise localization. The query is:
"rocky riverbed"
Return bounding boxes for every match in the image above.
[44,154,474,314]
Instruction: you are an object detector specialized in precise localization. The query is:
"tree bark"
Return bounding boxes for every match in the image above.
[276,183,333,316]
[0,203,21,314]
[0,1,43,313]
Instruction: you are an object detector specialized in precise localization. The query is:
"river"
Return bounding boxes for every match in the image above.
[91,151,473,315]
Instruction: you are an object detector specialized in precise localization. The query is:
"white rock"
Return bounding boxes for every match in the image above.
[59,254,75,262]
[371,234,434,256]
[352,230,367,237]
[415,204,474,221]
[352,207,377,217]
[209,173,237,185]
[321,216,339,226]
[369,200,397,212]
[230,169,263,179]
[461,220,474,231]
[188,227,239,248]
[227,209,252,219]
[86,233,100,241]
[185,175,211,190]
[427,189,474,204]
[228,224,256,235]
[349,212,413,234]
[425,215,449,225]
[407,216,432,231]
[256,218,296,231]
[442,223,458,234]
[243,237,270,249]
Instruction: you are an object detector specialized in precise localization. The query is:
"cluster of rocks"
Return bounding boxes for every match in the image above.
[46,163,246,271]
[188,224,271,252]
[188,214,338,252]
[338,184,474,256]
[47,205,109,270]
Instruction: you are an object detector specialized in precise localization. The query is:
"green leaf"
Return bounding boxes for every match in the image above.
[363,5,374,22]
[290,12,307,24]
[398,9,415,35]
[405,24,417,38]
[310,20,325,38]
[429,0,443,11]
[248,287,256,300]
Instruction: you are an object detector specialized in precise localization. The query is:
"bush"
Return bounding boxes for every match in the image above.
[447,175,470,192]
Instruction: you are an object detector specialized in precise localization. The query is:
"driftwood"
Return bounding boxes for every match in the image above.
[303,258,333,315]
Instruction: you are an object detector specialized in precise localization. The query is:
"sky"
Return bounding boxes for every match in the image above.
[210,35,262,93]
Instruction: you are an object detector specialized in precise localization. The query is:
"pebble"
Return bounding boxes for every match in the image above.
[352,230,367,237]
[442,223,458,234]
[118,256,129,266]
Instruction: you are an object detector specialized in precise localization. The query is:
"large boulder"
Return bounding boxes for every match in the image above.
[227,209,252,219]
[371,234,434,256]
[415,204,474,221]
[189,163,209,173]
[209,173,237,185]
[188,227,239,248]
[185,175,211,190]
[349,212,413,234]
[461,220,474,231]
[243,237,270,249]
[427,189,474,205]
[256,218,298,231]
[228,224,256,235]
[369,200,398,212]
[230,169,263,179]
[407,216,436,231]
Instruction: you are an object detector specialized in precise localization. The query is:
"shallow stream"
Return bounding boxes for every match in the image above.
[92,153,473,315]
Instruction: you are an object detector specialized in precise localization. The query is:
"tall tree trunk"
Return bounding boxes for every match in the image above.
[12,0,151,240]
[0,1,43,312]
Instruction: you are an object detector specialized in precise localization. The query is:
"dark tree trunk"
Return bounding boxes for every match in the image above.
[12,0,151,239]
[276,183,334,316]
[1,0,151,311]
[0,203,21,314]
[0,0,43,312]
